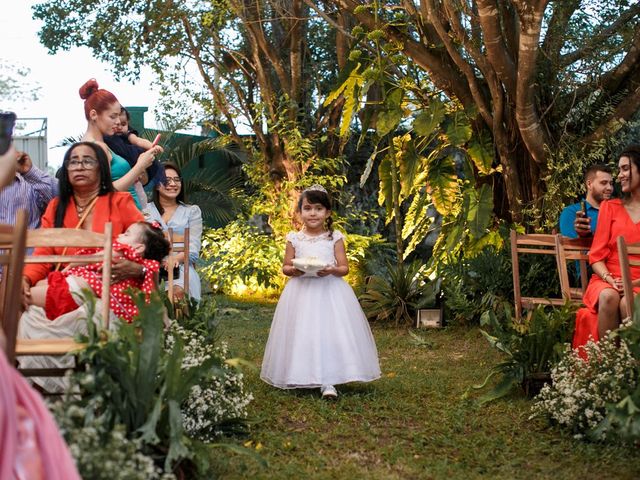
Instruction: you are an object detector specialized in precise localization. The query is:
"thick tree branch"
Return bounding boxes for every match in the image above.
[475,0,517,98]
[513,0,550,166]
[334,0,476,108]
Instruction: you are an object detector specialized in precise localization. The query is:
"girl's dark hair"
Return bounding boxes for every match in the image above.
[153,162,186,215]
[297,188,334,238]
[136,222,170,262]
[120,107,131,121]
[55,142,115,227]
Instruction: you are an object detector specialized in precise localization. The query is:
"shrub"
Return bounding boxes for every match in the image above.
[361,260,440,326]
[471,303,575,404]
[55,294,253,476]
[531,331,637,441]
[200,220,284,295]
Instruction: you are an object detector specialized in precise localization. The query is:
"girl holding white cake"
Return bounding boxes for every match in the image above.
[260,185,381,398]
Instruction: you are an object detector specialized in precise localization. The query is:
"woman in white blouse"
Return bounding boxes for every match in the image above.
[144,162,203,301]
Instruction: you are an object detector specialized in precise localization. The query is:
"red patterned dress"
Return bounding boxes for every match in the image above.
[574,199,640,349]
[45,242,160,323]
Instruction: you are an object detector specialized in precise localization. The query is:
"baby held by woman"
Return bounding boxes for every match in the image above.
[29,221,169,323]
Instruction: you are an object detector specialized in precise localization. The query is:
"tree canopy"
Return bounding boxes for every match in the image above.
[34,0,640,231]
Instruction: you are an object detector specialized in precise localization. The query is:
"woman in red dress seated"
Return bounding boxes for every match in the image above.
[575,145,640,349]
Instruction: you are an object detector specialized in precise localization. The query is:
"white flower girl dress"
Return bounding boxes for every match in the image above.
[260,230,381,388]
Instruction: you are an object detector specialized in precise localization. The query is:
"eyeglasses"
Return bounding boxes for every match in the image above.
[67,158,98,170]
[164,177,182,184]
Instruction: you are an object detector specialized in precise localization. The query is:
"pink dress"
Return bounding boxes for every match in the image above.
[0,349,80,479]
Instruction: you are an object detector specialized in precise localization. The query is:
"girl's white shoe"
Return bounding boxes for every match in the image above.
[321,385,338,398]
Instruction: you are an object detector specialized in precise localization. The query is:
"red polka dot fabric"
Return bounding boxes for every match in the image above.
[64,241,160,322]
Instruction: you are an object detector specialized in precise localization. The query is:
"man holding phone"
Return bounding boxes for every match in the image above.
[559,164,614,239]
[0,150,57,228]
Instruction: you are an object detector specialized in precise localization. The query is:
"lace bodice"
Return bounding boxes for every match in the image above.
[286,230,344,266]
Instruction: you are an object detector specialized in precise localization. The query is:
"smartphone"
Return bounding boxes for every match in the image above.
[151,133,161,147]
[0,112,17,156]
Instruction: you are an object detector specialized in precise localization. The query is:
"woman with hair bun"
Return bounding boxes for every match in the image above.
[79,78,160,209]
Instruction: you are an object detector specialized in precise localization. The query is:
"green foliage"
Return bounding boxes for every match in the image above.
[592,300,640,442]
[440,233,563,326]
[326,60,499,263]
[66,293,222,471]
[200,221,285,294]
[470,303,575,404]
[361,260,440,326]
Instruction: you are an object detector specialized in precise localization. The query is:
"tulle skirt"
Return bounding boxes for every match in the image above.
[260,275,381,389]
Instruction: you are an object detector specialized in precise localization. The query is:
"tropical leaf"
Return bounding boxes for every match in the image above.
[466,184,494,238]
[359,145,379,187]
[404,214,434,259]
[467,134,495,174]
[444,110,472,147]
[426,154,459,215]
[323,63,361,106]
[323,64,364,138]
[376,108,403,137]
[413,100,445,138]
[396,134,425,198]
[378,154,394,222]
[401,191,430,240]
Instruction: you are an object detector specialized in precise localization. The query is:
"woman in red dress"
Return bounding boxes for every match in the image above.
[576,145,640,348]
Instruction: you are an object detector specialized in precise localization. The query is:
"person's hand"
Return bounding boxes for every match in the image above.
[574,211,592,237]
[284,265,304,277]
[605,275,624,293]
[110,257,143,283]
[317,265,336,277]
[15,151,32,175]
[21,277,32,310]
[136,145,162,170]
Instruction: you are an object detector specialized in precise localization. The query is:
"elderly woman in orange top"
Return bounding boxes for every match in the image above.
[576,146,640,348]
[18,142,145,392]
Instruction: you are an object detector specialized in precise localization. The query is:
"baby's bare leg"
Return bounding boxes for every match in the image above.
[29,283,48,308]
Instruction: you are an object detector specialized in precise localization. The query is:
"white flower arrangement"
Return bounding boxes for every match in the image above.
[50,403,175,480]
[531,331,638,440]
[166,322,253,442]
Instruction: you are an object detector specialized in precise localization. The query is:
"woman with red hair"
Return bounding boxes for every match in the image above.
[79,79,160,209]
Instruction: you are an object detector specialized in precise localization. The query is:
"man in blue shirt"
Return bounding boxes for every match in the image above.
[559,164,613,238]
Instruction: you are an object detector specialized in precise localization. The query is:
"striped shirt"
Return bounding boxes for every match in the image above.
[0,166,58,228]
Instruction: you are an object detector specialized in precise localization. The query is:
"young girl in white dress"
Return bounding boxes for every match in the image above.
[260,185,381,398]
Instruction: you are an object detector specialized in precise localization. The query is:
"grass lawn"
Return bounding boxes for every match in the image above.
[211,296,640,479]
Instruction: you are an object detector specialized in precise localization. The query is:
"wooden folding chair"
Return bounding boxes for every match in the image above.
[555,235,592,304]
[167,227,190,305]
[617,236,640,320]
[15,224,113,377]
[0,210,28,364]
[510,229,564,320]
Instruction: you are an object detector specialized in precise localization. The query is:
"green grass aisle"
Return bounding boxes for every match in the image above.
[212,297,640,479]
